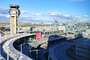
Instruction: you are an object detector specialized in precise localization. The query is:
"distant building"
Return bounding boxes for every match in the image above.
[82,29,90,38]
[54,23,87,33]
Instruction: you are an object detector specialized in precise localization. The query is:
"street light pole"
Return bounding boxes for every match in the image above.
[21,44,22,57]
[36,40,38,60]
[36,50,38,60]
[19,44,23,60]
[5,31,6,40]
[48,55,50,60]
[7,47,9,60]
[0,33,1,56]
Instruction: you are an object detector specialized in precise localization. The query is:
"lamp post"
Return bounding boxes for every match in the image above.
[19,44,23,60]
[36,40,38,60]
[48,55,50,60]
[21,44,22,57]
[5,31,6,40]
[7,47,9,60]
[0,33,1,56]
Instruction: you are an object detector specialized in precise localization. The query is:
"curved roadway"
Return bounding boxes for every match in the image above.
[54,44,71,60]
[49,43,72,60]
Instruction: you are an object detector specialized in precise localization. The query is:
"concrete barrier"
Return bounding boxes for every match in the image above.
[3,34,36,60]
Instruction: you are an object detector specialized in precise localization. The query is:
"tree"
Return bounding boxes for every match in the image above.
[0,27,5,32]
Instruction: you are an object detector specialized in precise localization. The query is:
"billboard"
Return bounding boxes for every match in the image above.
[36,32,42,40]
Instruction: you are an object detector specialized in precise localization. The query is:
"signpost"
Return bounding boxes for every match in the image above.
[36,32,42,40]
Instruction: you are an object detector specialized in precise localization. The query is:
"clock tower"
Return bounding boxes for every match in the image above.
[9,4,20,34]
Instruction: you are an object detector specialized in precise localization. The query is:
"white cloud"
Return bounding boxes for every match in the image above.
[64,15,70,17]
[69,20,71,21]
[21,11,41,15]
[21,11,30,14]
[0,5,89,23]
[6,15,10,18]
[0,5,8,14]
[46,12,88,22]
[36,13,41,15]
[0,14,10,22]
[82,15,88,17]
[21,11,36,15]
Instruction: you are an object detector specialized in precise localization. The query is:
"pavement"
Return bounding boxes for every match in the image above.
[0,34,22,60]
[49,43,72,60]
[0,33,33,60]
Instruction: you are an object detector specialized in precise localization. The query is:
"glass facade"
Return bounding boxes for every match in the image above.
[65,25,87,33]
[54,23,87,33]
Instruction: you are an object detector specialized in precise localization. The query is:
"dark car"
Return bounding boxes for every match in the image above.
[0,32,4,36]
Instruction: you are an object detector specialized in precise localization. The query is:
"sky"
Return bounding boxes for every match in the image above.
[0,0,90,23]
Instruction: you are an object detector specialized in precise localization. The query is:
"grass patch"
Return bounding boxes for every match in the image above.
[29,38,47,43]
[20,24,53,27]
[30,41,36,43]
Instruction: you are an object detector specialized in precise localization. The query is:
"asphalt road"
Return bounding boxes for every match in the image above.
[0,35,21,60]
[54,44,72,60]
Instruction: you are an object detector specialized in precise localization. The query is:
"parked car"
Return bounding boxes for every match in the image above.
[0,32,4,36]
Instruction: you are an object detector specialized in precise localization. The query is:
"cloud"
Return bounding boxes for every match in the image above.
[82,15,88,18]
[21,11,36,15]
[0,5,8,14]
[19,11,89,23]
[36,13,41,15]
[19,16,52,21]
[0,5,89,23]
[21,11,30,14]
[21,11,41,15]
[0,14,10,22]
[45,12,88,21]
[20,11,88,22]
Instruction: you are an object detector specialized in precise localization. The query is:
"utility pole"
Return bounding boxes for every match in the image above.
[48,55,50,60]
[5,31,6,40]
[7,47,9,60]
[21,44,22,57]
[19,44,23,60]
[36,40,38,60]
[24,37,25,43]
[36,50,38,60]
[0,33,1,56]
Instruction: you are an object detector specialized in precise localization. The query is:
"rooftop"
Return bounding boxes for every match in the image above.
[9,4,19,9]
[76,38,90,46]
[48,36,66,42]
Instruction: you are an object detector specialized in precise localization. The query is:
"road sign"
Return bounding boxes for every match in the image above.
[36,32,42,40]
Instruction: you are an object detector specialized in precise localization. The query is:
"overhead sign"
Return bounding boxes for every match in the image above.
[36,32,42,40]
